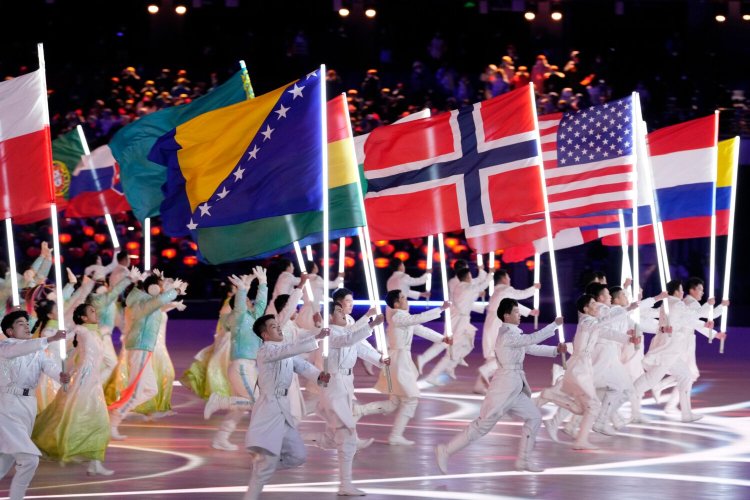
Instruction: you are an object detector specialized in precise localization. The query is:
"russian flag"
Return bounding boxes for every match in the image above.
[0,69,55,221]
[65,145,131,218]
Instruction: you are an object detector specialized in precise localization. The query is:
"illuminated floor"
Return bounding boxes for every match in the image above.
[4,322,750,500]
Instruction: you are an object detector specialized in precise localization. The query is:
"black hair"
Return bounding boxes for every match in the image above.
[497,298,518,320]
[252,314,275,339]
[667,279,682,296]
[116,250,129,264]
[685,277,704,293]
[452,259,468,271]
[577,294,595,314]
[139,274,160,292]
[494,269,508,285]
[73,303,92,325]
[274,294,291,315]
[385,289,402,309]
[390,258,404,271]
[456,268,471,281]
[329,300,344,315]
[332,287,353,303]
[31,298,55,335]
[1,310,30,336]
[585,282,607,299]
[609,286,625,301]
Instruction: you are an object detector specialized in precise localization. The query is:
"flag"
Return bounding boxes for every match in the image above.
[601,114,718,245]
[65,145,131,218]
[539,96,636,218]
[109,71,247,222]
[149,70,324,237]
[193,88,365,264]
[0,69,54,221]
[716,136,739,235]
[362,86,545,240]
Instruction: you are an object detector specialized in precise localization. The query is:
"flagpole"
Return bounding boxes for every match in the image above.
[617,209,633,297]
[238,60,255,99]
[292,241,315,301]
[437,233,453,342]
[425,235,434,292]
[719,137,739,354]
[75,125,120,250]
[337,237,345,288]
[630,93,642,350]
[38,43,67,386]
[533,252,540,329]
[488,250,495,297]
[319,64,331,377]
[306,244,314,262]
[528,84,564,366]
[143,217,151,271]
[4,219,20,308]
[707,110,720,343]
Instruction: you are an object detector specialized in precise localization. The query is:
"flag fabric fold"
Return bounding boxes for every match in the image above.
[0,69,54,221]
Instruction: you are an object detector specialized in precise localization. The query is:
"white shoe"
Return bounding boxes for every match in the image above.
[681,413,703,423]
[204,393,222,420]
[337,484,366,496]
[87,460,114,476]
[356,437,375,450]
[593,423,617,436]
[543,419,559,443]
[388,435,415,446]
[652,386,664,405]
[515,459,544,472]
[110,426,127,441]
[435,444,449,474]
[212,436,238,451]
[424,376,442,386]
[611,412,627,430]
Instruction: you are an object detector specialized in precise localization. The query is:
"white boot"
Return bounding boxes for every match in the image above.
[87,460,114,476]
[593,391,618,436]
[356,437,374,450]
[109,412,127,440]
[212,430,239,451]
[435,430,471,474]
[337,450,365,496]
[353,399,397,420]
[543,408,568,443]
[515,428,544,472]
[665,389,680,414]
[388,413,414,446]
[680,387,702,422]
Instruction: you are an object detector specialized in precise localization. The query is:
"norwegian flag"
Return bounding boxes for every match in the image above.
[363,86,546,240]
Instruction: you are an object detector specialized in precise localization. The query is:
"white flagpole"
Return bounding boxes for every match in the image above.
[292,241,315,301]
[337,237,345,288]
[306,244,314,262]
[425,235,434,292]
[617,209,633,297]
[75,125,120,250]
[319,64,331,370]
[488,251,495,297]
[38,43,67,384]
[719,137,739,354]
[4,219,20,308]
[437,233,452,340]
[528,84,564,363]
[707,110,720,343]
[533,252,540,329]
[143,217,152,271]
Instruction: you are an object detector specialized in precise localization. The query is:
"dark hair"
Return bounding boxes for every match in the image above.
[252,314,275,339]
[385,289,402,309]
[497,298,518,320]
[332,287,353,303]
[278,258,293,271]
[456,268,471,281]
[494,269,508,285]
[73,303,92,325]
[31,299,55,335]
[329,300,344,315]
[577,294,595,314]
[667,279,682,296]
[685,277,704,293]
[390,258,405,271]
[1,310,30,335]
[116,250,129,264]
[139,274,160,292]
[274,294,291,314]
[585,282,607,299]
[609,286,625,301]
[453,259,468,271]
[0,260,7,277]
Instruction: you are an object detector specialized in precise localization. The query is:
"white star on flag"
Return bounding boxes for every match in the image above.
[247,145,259,159]
[288,83,304,99]
[216,186,230,199]
[261,124,274,141]
[186,219,198,230]
[233,166,245,181]
[306,70,318,79]
[274,104,290,119]
[199,202,212,217]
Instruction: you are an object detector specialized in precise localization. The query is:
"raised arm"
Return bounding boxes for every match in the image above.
[504,321,559,348]
[260,336,318,363]
[392,307,442,328]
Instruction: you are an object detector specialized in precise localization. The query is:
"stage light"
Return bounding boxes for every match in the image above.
[365,7,376,18]
[743,1,750,20]
[714,2,728,22]
[183,255,198,266]
[339,7,350,17]
[551,10,563,21]
[162,248,177,259]
[550,0,562,21]
[59,233,71,244]
[715,13,727,22]
[524,11,536,20]
[175,4,187,14]
[151,226,161,236]
[147,3,159,14]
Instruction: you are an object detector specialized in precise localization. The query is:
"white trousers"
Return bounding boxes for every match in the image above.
[220,359,258,434]
[0,452,39,500]
[244,422,306,500]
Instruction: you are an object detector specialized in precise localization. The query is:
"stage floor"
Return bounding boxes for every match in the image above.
[4,320,750,500]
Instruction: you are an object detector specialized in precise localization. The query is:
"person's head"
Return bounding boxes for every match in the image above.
[667,279,684,298]
[116,250,130,267]
[308,261,319,275]
[34,298,57,326]
[2,310,31,339]
[577,294,597,315]
[685,277,705,301]
[390,258,405,273]
[332,288,354,315]
[494,269,510,286]
[330,301,347,326]
[279,258,294,274]
[610,286,628,306]
[497,298,520,325]
[586,283,610,305]
[453,259,468,272]
[274,294,292,316]
[141,274,161,296]
[73,303,97,325]
[386,289,408,310]
[457,267,472,283]
[253,314,281,342]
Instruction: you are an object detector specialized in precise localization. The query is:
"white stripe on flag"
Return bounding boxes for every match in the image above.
[0,69,48,142]
[649,147,715,189]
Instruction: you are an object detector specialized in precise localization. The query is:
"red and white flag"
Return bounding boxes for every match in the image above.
[0,69,54,220]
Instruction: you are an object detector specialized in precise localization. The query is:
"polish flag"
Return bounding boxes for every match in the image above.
[0,69,55,221]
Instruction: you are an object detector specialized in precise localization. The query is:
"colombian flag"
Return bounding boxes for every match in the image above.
[716,136,739,236]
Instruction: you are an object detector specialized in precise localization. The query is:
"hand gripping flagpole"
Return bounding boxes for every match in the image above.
[719,137,739,354]
[528,84,565,367]
[75,125,120,250]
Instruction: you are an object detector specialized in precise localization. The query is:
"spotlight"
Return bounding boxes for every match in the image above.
[744,14,750,21]
[524,10,536,21]
[147,3,159,14]
[551,10,562,21]
[175,4,187,14]
[714,2,728,22]
[365,7,376,18]
[339,7,350,17]
[743,1,750,20]
[550,0,562,21]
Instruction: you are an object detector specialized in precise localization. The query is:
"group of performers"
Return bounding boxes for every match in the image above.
[0,246,729,499]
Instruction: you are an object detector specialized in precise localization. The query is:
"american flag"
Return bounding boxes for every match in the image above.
[540,96,636,218]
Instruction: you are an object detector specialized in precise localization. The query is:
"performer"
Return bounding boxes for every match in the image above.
[360,290,450,445]
[32,303,114,476]
[244,315,330,500]
[296,260,343,331]
[204,268,268,451]
[108,274,185,439]
[476,270,539,394]
[269,259,300,314]
[315,303,386,496]
[385,258,430,300]
[0,311,69,500]
[434,299,564,474]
